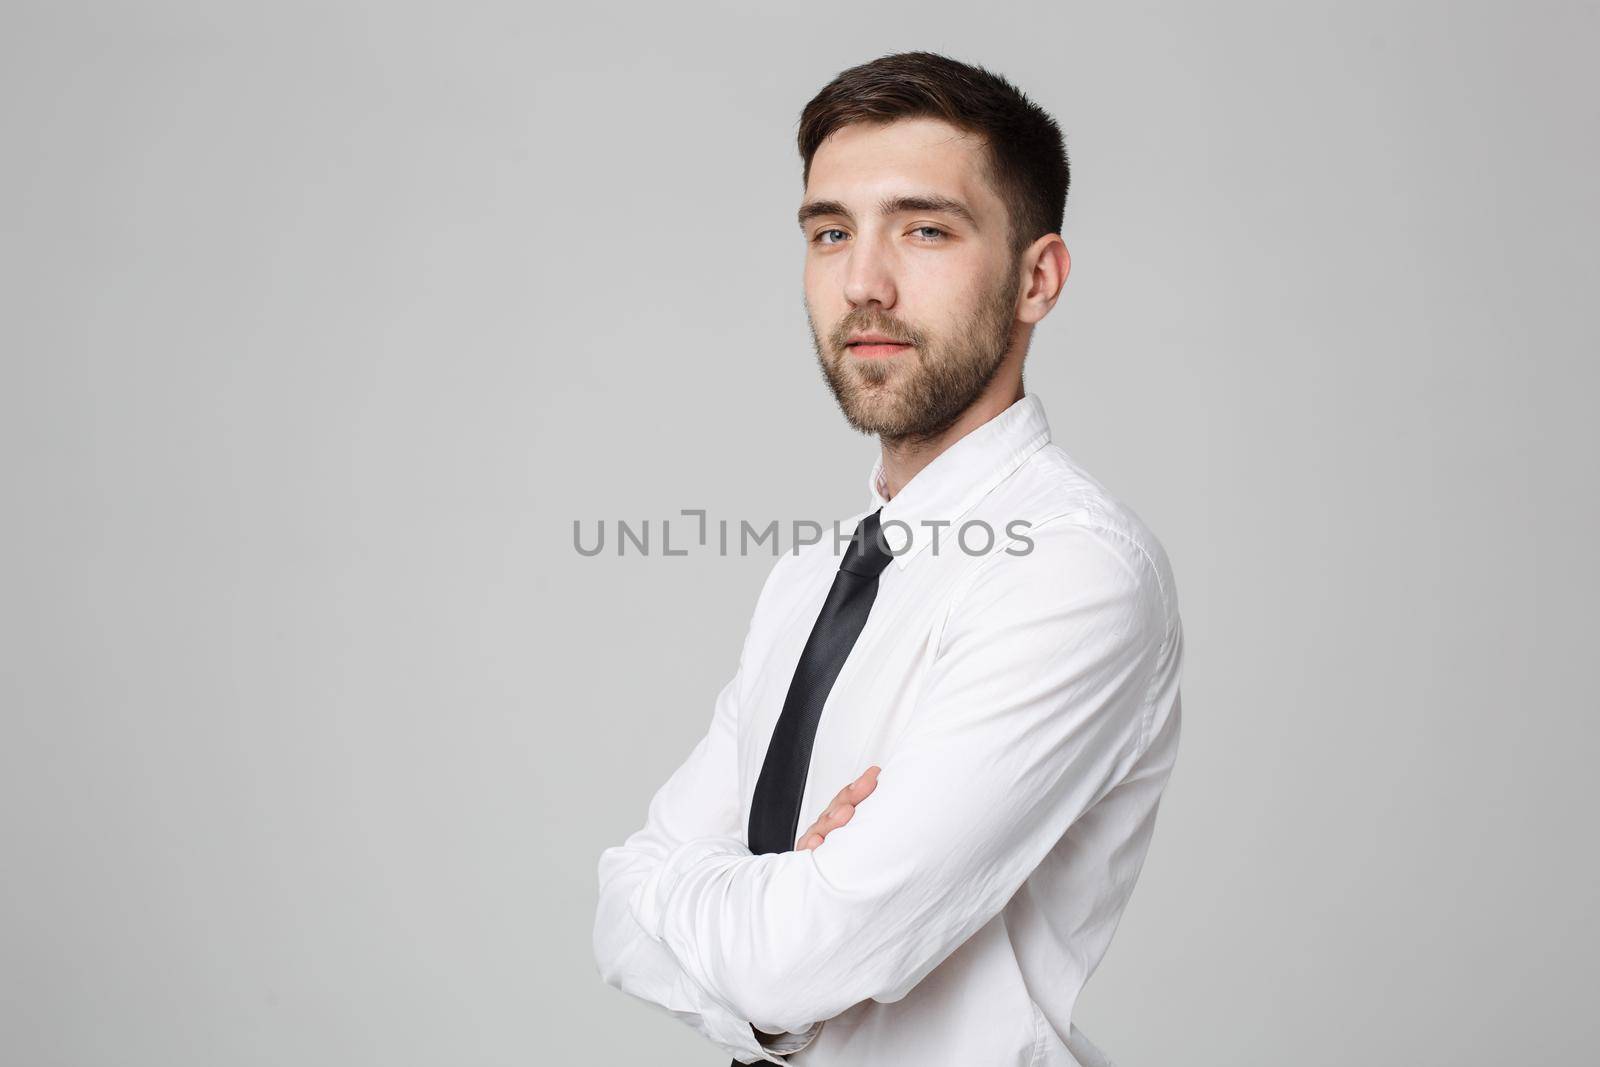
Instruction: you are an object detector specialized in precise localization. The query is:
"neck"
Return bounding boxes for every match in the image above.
[878,373,1025,501]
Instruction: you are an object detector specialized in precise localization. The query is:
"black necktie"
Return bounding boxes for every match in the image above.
[748,507,895,855]
[731,509,894,1061]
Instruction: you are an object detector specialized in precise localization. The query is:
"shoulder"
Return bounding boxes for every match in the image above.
[953,444,1179,645]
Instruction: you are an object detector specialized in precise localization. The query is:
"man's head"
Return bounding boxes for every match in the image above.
[797,52,1071,445]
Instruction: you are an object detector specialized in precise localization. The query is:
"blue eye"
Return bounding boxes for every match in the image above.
[810,226,949,245]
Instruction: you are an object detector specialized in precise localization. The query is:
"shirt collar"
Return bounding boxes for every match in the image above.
[864,392,1053,571]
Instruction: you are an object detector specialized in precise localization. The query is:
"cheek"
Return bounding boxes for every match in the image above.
[803,256,841,297]
[802,266,843,322]
[905,267,977,335]
[903,253,979,310]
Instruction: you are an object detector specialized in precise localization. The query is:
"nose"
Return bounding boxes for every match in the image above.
[841,231,897,310]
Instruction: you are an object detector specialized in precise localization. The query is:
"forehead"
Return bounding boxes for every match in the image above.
[805,116,998,216]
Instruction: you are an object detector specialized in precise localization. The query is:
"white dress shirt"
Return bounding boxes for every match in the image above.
[593,393,1184,1065]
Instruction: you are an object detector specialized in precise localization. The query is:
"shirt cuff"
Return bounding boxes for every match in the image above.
[685,999,814,1063]
[756,1019,825,1055]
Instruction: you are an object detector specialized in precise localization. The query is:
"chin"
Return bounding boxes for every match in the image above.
[844,394,901,431]
[848,358,895,384]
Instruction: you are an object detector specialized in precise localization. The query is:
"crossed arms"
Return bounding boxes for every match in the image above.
[592,518,1167,1060]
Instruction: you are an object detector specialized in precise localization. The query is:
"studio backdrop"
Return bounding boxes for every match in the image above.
[3,2,1595,1065]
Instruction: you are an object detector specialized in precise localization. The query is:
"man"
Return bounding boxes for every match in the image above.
[593,51,1183,1065]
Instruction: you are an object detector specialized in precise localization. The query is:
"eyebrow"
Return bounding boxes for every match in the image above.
[796,193,979,232]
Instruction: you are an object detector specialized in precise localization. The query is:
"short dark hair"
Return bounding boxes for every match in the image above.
[797,51,1069,260]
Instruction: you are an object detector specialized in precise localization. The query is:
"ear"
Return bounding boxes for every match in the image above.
[1017,235,1069,326]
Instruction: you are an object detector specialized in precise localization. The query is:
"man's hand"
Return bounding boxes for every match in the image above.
[751,767,882,1044]
[797,765,881,850]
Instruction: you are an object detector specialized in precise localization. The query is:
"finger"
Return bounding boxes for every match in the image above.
[848,765,882,800]
[833,768,875,807]
[822,800,855,828]
[803,769,883,852]
[800,801,855,851]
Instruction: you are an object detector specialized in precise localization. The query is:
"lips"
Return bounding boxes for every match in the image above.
[845,334,913,359]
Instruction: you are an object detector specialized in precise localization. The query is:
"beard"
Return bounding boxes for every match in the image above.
[807,263,1022,446]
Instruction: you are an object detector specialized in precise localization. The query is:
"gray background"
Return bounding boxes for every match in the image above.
[3,1,1595,1064]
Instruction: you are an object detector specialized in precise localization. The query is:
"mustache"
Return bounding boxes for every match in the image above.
[830,318,920,348]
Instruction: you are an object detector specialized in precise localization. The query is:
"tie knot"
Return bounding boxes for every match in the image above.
[839,508,895,579]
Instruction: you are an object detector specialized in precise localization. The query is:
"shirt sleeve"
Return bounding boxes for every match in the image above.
[592,559,825,1063]
[626,518,1170,1036]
